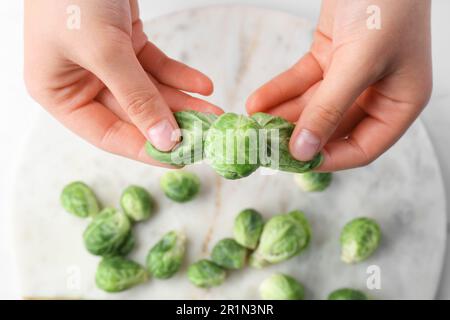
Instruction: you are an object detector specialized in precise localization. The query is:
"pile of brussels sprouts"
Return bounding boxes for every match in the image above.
[145,111,323,179]
[60,171,200,293]
[59,112,382,300]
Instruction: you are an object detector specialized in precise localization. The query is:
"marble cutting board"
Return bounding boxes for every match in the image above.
[12,6,447,300]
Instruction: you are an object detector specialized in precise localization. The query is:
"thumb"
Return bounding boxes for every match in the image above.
[290,59,374,161]
[87,43,179,152]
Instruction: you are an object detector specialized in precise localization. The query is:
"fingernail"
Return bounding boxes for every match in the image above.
[147,120,179,152]
[292,129,321,161]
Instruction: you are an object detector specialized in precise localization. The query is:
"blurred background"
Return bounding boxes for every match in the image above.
[0,0,449,299]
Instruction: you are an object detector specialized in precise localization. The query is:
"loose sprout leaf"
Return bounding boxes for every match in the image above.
[211,238,247,269]
[160,171,201,203]
[83,208,131,256]
[60,181,100,218]
[120,185,154,222]
[251,211,311,267]
[260,273,305,300]
[96,256,148,293]
[340,217,381,264]
[187,260,226,288]
[295,172,333,192]
[328,288,368,300]
[146,231,186,279]
[234,209,264,250]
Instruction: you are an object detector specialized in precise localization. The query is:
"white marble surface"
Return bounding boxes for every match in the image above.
[1,0,450,299]
[11,7,446,300]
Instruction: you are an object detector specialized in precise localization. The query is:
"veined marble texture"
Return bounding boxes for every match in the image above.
[12,6,446,299]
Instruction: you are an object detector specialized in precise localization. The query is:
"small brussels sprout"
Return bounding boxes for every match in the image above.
[340,217,381,264]
[260,273,305,300]
[146,111,218,166]
[187,260,226,288]
[118,231,135,256]
[205,113,261,179]
[120,185,154,222]
[328,288,368,300]
[160,171,200,202]
[60,181,100,218]
[95,256,148,293]
[294,172,332,192]
[250,210,311,268]
[211,238,247,269]
[234,209,264,249]
[251,113,322,173]
[83,208,131,256]
[146,231,186,279]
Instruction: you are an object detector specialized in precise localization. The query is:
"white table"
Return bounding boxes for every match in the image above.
[1,0,449,299]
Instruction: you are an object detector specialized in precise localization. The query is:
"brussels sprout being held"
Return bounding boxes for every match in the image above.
[205,113,261,180]
[295,172,332,192]
[83,208,131,256]
[146,111,218,166]
[187,260,226,288]
[328,288,368,300]
[251,113,322,173]
[234,209,264,250]
[211,238,247,270]
[96,256,148,293]
[146,231,186,279]
[60,181,100,218]
[250,210,311,268]
[340,217,381,264]
[120,185,154,222]
[160,171,200,203]
[260,273,305,300]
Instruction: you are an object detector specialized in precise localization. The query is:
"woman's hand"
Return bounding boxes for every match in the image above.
[24,0,222,166]
[247,0,432,171]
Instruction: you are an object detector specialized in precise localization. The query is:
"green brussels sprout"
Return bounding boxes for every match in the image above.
[160,171,200,202]
[146,231,186,279]
[187,260,226,288]
[250,210,311,268]
[118,231,135,256]
[251,113,322,173]
[95,256,148,293]
[211,238,247,269]
[205,113,261,179]
[340,217,381,264]
[83,208,131,256]
[120,185,154,222]
[234,209,264,249]
[294,172,332,192]
[328,288,368,300]
[60,181,100,218]
[259,273,305,300]
[146,111,218,166]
